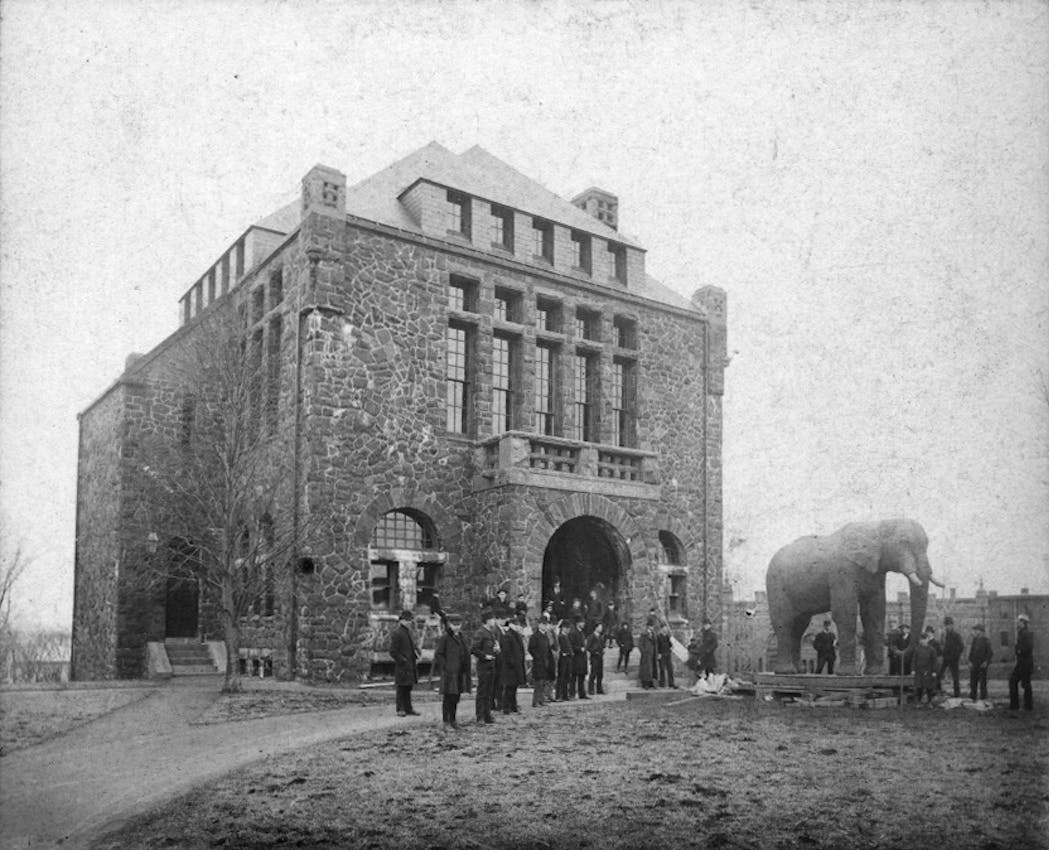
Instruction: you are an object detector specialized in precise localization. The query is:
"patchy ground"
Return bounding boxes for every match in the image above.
[0,687,153,755]
[194,685,438,725]
[93,686,1048,850]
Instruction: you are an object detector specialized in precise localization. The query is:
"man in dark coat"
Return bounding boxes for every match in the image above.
[603,602,619,648]
[889,624,912,675]
[1009,613,1034,711]
[698,619,719,678]
[587,587,606,635]
[570,617,589,699]
[556,621,574,701]
[433,612,471,729]
[587,623,606,695]
[813,619,837,675]
[528,617,555,707]
[615,622,634,673]
[547,580,567,622]
[638,620,657,689]
[470,609,500,724]
[499,617,526,714]
[656,624,676,688]
[938,617,965,698]
[968,623,993,701]
[388,610,420,717]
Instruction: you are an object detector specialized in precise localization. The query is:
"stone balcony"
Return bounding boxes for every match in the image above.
[473,431,661,499]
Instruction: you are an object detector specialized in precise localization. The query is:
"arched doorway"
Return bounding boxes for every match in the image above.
[541,515,630,614]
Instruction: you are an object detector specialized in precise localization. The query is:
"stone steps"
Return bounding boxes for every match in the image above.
[164,639,217,675]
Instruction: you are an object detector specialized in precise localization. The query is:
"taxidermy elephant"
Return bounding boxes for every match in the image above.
[765,518,944,675]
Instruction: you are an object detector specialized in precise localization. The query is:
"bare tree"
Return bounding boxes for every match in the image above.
[0,535,30,635]
[131,311,301,692]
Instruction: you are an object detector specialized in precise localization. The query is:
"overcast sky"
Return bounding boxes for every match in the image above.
[2,0,1047,630]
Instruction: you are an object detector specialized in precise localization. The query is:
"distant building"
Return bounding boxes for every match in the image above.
[72,143,728,682]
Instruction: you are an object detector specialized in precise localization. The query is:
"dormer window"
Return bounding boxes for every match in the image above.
[608,243,627,283]
[570,231,592,275]
[532,218,553,263]
[491,205,514,252]
[447,191,471,238]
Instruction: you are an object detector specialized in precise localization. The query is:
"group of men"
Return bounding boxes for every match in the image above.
[885,613,1035,709]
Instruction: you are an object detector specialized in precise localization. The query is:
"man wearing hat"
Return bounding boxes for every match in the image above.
[889,624,912,676]
[389,610,421,717]
[968,623,993,702]
[1009,613,1035,711]
[813,619,837,675]
[433,612,471,729]
[939,617,965,698]
[470,609,500,724]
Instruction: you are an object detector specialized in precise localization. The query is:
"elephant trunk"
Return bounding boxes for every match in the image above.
[909,580,929,649]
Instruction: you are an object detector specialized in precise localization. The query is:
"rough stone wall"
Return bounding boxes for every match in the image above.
[71,385,126,680]
[290,209,723,681]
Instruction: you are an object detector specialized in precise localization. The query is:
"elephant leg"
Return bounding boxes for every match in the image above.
[830,592,859,675]
[789,613,810,673]
[859,585,886,675]
[768,591,799,674]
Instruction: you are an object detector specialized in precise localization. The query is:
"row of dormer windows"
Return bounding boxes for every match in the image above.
[444,190,628,284]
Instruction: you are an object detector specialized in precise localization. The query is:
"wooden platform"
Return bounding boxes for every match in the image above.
[750,672,911,705]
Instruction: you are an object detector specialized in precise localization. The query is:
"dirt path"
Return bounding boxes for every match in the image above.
[0,676,452,849]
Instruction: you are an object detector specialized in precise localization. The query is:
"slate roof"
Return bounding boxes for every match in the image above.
[246,142,693,311]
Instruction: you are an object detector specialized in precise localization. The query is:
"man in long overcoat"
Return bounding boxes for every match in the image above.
[389,609,420,716]
[570,617,589,699]
[528,617,555,706]
[638,620,657,689]
[433,612,471,729]
[470,609,500,724]
[556,621,574,701]
[499,617,526,713]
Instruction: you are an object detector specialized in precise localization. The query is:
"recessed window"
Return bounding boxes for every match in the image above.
[569,352,596,442]
[252,286,265,324]
[570,231,592,274]
[221,254,231,295]
[535,297,561,333]
[668,574,686,617]
[179,395,196,447]
[535,342,557,436]
[494,287,522,323]
[235,240,245,279]
[269,266,284,307]
[207,269,216,304]
[532,218,553,262]
[575,308,599,341]
[493,333,516,434]
[372,510,436,550]
[613,316,637,350]
[266,317,282,435]
[491,204,514,251]
[447,191,471,238]
[659,531,684,565]
[612,357,637,448]
[370,560,398,611]
[448,276,479,313]
[445,322,473,434]
[608,243,627,283]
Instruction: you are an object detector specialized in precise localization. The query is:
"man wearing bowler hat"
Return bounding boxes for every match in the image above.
[389,609,421,717]
[433,612,471,729]
[968,623,992,702]
[939,617,965,698]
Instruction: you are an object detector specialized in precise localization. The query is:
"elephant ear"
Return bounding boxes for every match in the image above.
[841,525,881,574]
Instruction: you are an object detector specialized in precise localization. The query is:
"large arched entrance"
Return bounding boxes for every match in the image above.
[541,515,630,613]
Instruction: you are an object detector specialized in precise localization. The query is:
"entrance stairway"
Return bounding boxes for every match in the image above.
[164,638,218,675]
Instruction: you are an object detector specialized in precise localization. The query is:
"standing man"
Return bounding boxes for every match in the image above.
[615,621,634,673]
[939,617,965,698]
[571,617,589,699]
[890,623,913,675]
[433,612,471,729]
[603,601,618,648]
[638,619,658,689]
[1009,613,1034,711]
[968,623,993,702]
[587,623,606,695]
[656,623,676,688]
[698,619,719,679]
[813,619,837,675]
[499,616,526,714]
[470,609,500,725]
[528,616,554,707]
[886,620,901,675]
[556,620,574,701]
[389,610,421,717]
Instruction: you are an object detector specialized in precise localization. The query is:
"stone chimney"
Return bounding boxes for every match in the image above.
[302,164,346,218]
[571,187,618,230]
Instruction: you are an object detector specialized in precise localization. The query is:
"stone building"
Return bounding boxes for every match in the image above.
[72,143,727,682]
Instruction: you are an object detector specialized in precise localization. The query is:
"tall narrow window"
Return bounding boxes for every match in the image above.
[206,269,216,304]
[612,358,637,447]
[491,204,514,251]
[613,316,637,349]
[221,254,230,295]
[266,317,282,434]
[535,297,561,333]
[493,334,513,433]
[608,243,627,282]
[570,353,594,442]
[570,231,592,274]
[447,191,471,238]
[269,266,284,307]
[532,218,553,262]
[448,276,478,313]
[445,323,470,434]
[235,239,245,278]
[179,395,196,447]
[252,286,265,324]
[535,343,555,436]
[494,287,521,323]
[249,328,264,439]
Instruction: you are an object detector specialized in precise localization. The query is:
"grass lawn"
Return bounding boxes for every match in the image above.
[93,686,1049,850]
